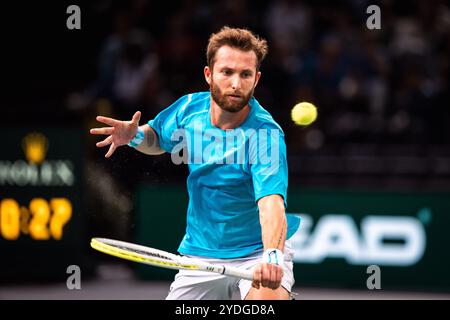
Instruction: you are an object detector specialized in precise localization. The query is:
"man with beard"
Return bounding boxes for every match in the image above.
[90,27,300,300]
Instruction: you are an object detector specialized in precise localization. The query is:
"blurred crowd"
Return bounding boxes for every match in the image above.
[5,0,449,240]
[59,1,450,236]
[65,0,450,153]
[2,0,449,263]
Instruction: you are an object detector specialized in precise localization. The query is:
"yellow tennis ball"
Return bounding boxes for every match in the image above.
[291,102,317,125]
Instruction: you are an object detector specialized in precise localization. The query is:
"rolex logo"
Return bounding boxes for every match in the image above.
[22,132,49,164]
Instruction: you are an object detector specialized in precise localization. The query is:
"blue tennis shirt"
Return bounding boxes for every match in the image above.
[149,92,300,258]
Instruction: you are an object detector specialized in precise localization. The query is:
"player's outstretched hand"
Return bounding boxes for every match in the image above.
[90,111,141,158]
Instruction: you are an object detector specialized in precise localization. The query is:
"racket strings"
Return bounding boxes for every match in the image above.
[95,239,176,262]
[91,238,202,271]
[123,247,173,262]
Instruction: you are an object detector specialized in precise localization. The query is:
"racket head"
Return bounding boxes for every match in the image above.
[90,237,201,271]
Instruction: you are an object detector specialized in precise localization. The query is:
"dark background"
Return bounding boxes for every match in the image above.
[3,0,449,191]
[1,0,449,294]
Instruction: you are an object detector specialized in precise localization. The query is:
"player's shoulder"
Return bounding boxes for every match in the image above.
[250,97,285,134]
[175,91,209,117]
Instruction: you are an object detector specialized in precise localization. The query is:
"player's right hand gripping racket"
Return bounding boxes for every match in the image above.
[90,237,254,281]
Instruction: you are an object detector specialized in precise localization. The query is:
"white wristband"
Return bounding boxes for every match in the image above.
[128,128,145,148]
[262,248,284,266]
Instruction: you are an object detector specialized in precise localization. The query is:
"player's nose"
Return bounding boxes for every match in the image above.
[231,75,242,90]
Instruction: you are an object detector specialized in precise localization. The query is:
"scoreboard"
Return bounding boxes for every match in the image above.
[0,128,89,281]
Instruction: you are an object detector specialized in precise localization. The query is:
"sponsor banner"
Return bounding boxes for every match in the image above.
[136,186,450,290]
[287,189,450,290]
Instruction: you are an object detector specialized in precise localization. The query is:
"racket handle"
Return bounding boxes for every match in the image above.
[223,266,254,281]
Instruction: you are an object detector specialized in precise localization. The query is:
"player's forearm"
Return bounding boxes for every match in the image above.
[258,195,287,252]
[135,124,165,155]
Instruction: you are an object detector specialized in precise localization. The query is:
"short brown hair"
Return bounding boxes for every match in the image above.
[206,26,268,70]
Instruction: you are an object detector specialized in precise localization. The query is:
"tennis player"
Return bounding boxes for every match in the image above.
[90,27,301,300]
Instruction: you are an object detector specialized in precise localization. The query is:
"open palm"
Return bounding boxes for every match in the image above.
[90,111,141,158]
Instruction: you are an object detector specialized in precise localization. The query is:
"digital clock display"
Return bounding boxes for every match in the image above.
[0,128,85,281]
[0,197,72,240]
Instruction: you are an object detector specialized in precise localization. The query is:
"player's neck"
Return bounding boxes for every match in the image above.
[210,100,250,130]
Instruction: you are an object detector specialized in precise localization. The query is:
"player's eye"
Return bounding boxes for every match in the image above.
[242,72,252,78]
[223,69,233,75]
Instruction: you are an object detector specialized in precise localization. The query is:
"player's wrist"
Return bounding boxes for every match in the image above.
[262,248,284,266]
[128,127,145,148]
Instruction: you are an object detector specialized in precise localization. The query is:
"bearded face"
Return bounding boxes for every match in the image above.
[210,77,255,113]
[206,46,261,113]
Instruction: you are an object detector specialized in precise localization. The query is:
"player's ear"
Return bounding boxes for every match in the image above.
[254,71,261,87]
[204,66,212,85]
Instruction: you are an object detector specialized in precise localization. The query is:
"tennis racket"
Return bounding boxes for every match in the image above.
[90,237,254,281]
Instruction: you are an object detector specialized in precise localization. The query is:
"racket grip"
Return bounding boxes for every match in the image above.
[223,266,254,281]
